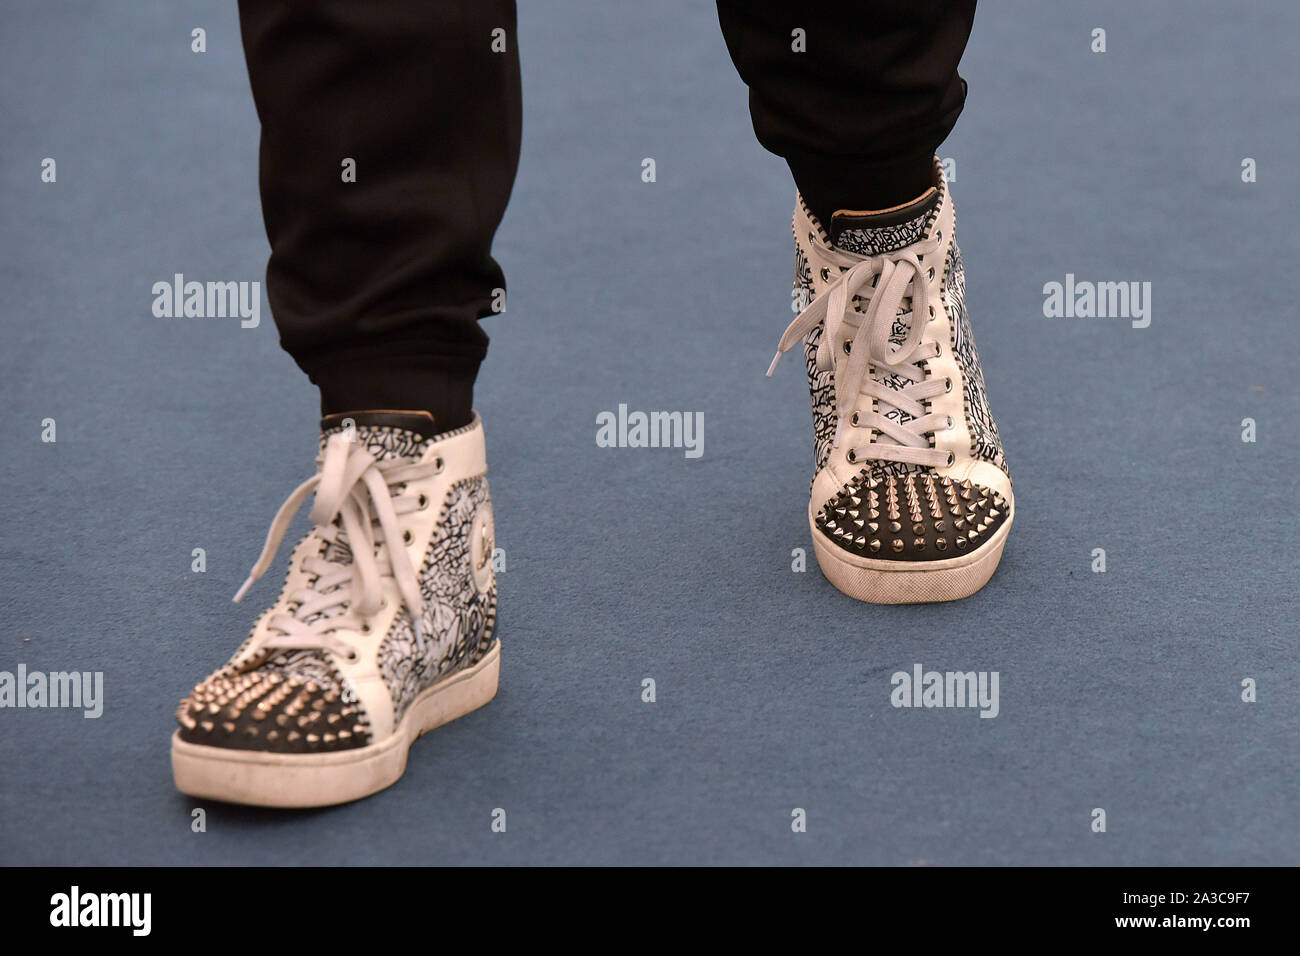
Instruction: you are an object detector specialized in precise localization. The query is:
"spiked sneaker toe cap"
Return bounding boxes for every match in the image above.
[176,662,372,754]
[814,471,1009,563]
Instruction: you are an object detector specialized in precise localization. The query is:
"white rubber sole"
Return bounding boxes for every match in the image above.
[809,500,1014,604]
[172,642,500,808]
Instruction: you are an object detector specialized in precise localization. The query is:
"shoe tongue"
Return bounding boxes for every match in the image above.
[319,410,438,462]
[829,186,939,256]
[313,411,437,568]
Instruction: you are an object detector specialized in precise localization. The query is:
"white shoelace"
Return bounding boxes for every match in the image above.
[768,234,951,469]
[233,432,439,659]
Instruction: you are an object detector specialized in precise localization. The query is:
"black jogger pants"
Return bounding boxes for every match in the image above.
[237,1,976,430]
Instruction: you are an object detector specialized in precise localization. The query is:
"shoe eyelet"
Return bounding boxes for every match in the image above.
[945,451,955,467]
[946,416,954,430]
[928,266,935,280]
[944,377,953,393]
[402,530,413,544]
[820,267,830,281]
[846,449,857,463]
[928,305,936,317]
[850,412,860,427]
[842,340,852,355]
[344,648,359,663]
[435,457,445,472]
[360,623,371,634]
[417,493,429,509]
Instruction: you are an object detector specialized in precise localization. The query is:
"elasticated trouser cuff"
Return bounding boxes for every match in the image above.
[785,147,940,230]
[716,0,975,226]
[304,342,483,433]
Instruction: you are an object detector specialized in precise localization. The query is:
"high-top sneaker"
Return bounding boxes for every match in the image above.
[767,158,1013,603]
[171,411,499,807]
